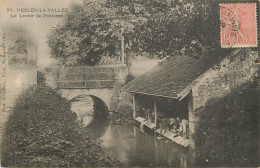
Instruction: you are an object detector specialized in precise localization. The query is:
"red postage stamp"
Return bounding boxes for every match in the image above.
[220,3,258,48]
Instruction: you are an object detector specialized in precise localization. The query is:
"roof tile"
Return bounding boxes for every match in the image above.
[123,54,225,98]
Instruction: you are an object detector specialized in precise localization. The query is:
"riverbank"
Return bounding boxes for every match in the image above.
[0,84,122,167]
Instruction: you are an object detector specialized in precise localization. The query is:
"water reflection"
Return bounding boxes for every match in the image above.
[70,95,94,126]
[69,95,190,167]
[88,114,109,138]
[101,124,190,167]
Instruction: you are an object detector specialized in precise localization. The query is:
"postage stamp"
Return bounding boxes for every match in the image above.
[220,3,258,48]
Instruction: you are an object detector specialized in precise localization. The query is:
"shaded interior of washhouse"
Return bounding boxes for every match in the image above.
[133,92,192,139]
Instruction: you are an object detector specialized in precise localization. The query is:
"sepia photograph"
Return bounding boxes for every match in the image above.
[0,0,259,167]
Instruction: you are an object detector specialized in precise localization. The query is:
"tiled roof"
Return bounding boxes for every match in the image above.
[123,54,226,99]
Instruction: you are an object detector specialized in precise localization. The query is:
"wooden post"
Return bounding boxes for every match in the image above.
[154,100,157,127]
[121,21,125,64]
[133,94,136,119]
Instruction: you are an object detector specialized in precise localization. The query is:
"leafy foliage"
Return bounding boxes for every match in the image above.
[1,84,121,167]
[135,1,220,58]
[193,81,259,167]
[48,0,225,66]
[111,102,135,125]
[48,2,119,66]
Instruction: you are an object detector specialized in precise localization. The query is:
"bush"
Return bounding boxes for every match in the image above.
[193,81,259,167]
[1,85,121,167]
[112,102,135,125]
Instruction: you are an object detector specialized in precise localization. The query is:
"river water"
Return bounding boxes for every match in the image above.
[100,123,191,167]
[70,95,192,167]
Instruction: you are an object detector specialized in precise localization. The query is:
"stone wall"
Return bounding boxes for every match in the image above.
[188,49,258,149]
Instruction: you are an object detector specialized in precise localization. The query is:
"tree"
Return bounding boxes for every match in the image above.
[48,0,228,66]
[134,0,225,59]
[48,0,148,66]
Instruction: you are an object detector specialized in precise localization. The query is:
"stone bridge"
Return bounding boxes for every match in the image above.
[44,65,128,111]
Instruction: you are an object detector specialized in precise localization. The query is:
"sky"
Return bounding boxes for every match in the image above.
[0,0,82,68]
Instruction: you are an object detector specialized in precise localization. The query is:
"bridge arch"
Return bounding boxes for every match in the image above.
[59,88,113,111]
[69,94,110,137]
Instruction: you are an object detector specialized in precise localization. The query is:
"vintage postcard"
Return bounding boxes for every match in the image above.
[0,0,259,167]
